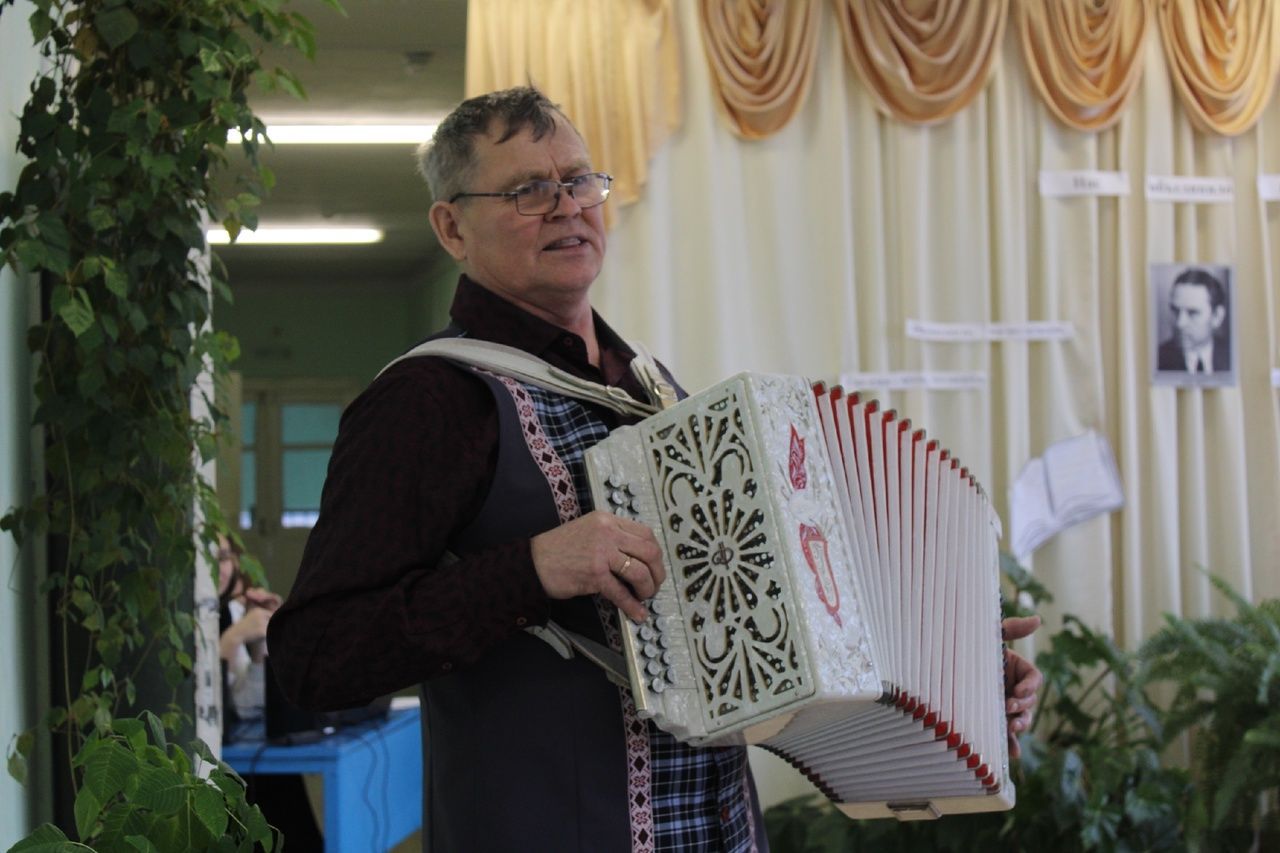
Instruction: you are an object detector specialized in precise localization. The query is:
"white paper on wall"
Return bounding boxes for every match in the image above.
[1009,431,1124,561]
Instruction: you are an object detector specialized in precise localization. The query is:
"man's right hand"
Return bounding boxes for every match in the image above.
[530,511,666,623]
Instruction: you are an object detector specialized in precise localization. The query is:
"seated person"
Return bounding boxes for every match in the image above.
[217,537,322,849]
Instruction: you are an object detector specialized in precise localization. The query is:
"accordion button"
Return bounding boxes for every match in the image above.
[643,642,660,658]
[649,678,666,693]
[646,660,663,676]
[515,616,528,627]
[638,625,657,642]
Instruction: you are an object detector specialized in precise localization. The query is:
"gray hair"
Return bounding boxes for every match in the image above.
[416,87,571,203]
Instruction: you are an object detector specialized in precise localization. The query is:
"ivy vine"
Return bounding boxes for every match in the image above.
[0,0,337,847]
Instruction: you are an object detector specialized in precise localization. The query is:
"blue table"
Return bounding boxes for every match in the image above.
[223,708,423,852]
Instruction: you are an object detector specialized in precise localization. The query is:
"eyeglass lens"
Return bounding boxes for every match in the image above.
[516,173,610,215]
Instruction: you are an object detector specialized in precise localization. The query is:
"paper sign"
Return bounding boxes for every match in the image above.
[1260,175,1280,202]
[1272,368,1280,387]
[1039,170,1129,197]
[1145,175,1234,203]
[839,371,987,391]
[906,319,1076,342]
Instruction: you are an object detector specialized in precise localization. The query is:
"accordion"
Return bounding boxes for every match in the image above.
[584,372,1014,820]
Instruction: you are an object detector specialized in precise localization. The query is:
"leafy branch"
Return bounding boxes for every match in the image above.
[0,0,341,847]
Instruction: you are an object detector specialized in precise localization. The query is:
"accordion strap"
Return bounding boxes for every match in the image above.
[398,337,677,690]
[377,337,664,419]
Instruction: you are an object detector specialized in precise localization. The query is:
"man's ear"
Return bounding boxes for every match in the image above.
[429,200,467,262]
[1211,304,1227,330]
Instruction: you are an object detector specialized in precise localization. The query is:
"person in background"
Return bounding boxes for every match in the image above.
[268,86,1043,852]
[217,537,322,849]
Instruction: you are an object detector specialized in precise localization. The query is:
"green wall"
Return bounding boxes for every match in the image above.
[217,258,459,385]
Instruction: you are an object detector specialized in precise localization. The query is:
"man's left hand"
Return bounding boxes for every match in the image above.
[1001,615,1043,758]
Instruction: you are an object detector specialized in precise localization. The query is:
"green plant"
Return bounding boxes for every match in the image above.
[0,0,335,847]
[1139,575,1280,851]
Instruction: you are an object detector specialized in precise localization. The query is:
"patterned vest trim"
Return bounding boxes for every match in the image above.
[419,364,656,853]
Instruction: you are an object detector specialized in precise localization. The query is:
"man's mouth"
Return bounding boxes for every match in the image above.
[544,237,585,251]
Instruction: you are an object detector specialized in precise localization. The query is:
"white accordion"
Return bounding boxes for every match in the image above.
[584,373,1014,820]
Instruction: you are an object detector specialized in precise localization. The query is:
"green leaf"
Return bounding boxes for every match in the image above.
[6,823,77,852]
[125,836,162,853]
[57,289,95,337]
[83,738,134,803]
[73,786,103,840]
[191,783,229,838]
[129,765,185,815]
[95,7,139,50]
[143,709,168,752]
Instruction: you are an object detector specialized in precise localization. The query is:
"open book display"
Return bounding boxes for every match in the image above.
[584,373,1013,821]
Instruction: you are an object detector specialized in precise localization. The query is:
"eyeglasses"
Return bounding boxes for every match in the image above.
[449,172,613,216]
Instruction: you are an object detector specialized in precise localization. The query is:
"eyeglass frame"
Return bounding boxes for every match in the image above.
[448,171,613,216]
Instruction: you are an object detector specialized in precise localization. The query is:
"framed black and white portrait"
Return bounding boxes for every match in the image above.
[1150,262,1236,387]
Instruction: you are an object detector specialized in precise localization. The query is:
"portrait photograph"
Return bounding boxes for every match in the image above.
[1150,262,1236,387]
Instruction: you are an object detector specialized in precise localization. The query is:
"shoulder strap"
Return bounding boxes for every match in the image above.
[377,337,662,419]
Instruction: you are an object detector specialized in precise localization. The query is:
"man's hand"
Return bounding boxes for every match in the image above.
[531,511,666,623]
[1001,615,1044,758]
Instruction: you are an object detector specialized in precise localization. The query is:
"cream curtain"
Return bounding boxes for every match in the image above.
[696,0,820,139]
[830,0,1009,125]
[1016,0,1149,132]
[465,0,681,221]
[1157,0,1280,136]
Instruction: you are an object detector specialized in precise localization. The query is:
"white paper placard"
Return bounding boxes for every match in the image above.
[906,319,1076,342]
[1039,170,1129,197]
[838,371,987,391]
[1145,175,1234,203]
[1272,368,1280,388]
[1260,175,1280,202]
[985,322,1076,341]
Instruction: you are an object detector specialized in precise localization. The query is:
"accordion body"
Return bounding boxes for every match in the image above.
[584,373,1013,820]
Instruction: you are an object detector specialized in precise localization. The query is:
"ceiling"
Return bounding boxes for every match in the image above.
[215,0,468,282]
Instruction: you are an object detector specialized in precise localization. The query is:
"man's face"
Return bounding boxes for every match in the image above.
[1170,283,1224,351]
[440,115,606,319]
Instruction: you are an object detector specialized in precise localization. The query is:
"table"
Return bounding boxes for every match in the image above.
[223,708,423,852]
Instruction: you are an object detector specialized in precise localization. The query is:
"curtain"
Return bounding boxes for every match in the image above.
[830,0,1009,125]
[465,0,681,218]
[697,0,820,139]
[1016,0,1149,132]
[1157,0,1280,136]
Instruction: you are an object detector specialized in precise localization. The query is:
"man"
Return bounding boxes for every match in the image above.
[268,87,1042,852]
[1157,267,1230,374]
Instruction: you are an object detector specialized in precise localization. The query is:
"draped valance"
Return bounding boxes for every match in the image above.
[466,0,1280,193]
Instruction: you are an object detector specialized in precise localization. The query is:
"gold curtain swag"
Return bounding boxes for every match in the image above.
[1157,0,1280,136]
[464,0,682,222]
[697,0,821,140]
[830,0,1010,126]
[1016,0,1149,132]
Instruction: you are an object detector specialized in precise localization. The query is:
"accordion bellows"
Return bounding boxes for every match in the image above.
[584,373,1013,820]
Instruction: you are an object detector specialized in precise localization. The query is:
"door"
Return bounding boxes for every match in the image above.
[220,376,359,595]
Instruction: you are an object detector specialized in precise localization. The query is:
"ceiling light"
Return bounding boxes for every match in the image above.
[206,227,385,245]
[227,125,437,145]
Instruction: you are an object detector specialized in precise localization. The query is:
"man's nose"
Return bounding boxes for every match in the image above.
[546,185,583,218]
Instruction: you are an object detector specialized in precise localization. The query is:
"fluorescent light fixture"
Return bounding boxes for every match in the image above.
[206,227,384,245]
[227,125,436,145]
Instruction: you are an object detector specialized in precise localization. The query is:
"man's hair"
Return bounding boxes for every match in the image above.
[416,86,571,203]
[1171,267,1227,312]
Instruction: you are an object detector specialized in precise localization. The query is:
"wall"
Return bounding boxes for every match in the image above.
[1,1,44,845]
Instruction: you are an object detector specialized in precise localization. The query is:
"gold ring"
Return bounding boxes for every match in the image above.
[615,555,633,577]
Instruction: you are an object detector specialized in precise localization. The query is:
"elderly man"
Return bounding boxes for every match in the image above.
[268,87,1041,852]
